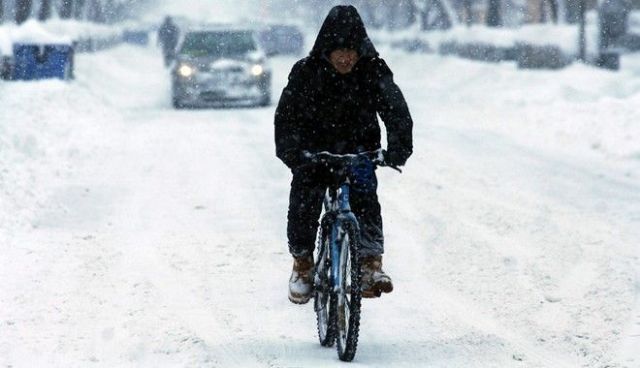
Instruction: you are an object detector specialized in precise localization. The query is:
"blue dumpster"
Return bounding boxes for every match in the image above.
[12,43,74,80]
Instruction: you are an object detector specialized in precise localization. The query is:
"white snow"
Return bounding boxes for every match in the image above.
[0,28,11,56]
[1,21,639,368]
[40,18,122,44]
[6,19,73,45]
[373,12,603,57]
[0,19,123,55]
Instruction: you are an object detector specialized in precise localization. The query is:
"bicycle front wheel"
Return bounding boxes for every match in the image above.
[335,224,362,362]
[315,226,336,347]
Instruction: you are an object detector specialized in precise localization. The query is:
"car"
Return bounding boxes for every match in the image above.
[171,27,272,108]
[258,24,304,56]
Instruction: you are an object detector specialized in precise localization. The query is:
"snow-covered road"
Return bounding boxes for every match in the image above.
[1,43,639,367]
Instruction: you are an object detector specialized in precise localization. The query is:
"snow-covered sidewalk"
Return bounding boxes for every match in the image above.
[0,42,638,367]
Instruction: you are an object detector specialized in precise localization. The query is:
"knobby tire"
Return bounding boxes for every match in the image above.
[315,225,337,347]
[335,224,362,362]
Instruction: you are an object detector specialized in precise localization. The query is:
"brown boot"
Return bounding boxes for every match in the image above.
[361,255,393,298]
[288,255,314,304]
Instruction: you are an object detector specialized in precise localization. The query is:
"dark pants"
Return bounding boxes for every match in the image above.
[287,165,384,259]
[162,46,176,67]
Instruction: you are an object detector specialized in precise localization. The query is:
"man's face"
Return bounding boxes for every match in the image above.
[329,48,359,74]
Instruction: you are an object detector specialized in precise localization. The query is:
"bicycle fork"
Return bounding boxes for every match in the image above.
[330,184,358,294]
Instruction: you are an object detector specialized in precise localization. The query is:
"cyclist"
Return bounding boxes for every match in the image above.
[275,5,413,304]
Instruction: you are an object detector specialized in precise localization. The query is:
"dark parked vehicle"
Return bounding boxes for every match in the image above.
[171,28,272,108]
[1,56,14,80]
[258,24,304,56]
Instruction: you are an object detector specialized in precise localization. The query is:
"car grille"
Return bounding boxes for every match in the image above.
[202,71,245,85]
[221,66,243,73]
[200,91,226,100]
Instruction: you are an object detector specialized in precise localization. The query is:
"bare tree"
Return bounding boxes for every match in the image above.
[547,0,559,23]
[59,0,74,18]
[415,0,453,30]
[39,0,52,20]
[565,0,582,23]
[486,0,502,26]
[103,0,128,23]
[88,0,104,22]
[103,0,115,22]
[462,0,473,26]
[391,0,418,29]
[578,0,586,60]
[353,0,374,27]
[16,0,33,24]
[74,0,86,19]
[358,0,384,29]
[387,0,403,30]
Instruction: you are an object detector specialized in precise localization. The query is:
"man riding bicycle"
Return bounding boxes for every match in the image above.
[274,5,413,304]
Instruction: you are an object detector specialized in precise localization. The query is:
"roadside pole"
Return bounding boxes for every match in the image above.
[578,0,586,61]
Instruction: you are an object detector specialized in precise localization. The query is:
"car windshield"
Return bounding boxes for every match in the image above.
[179,31,256,58]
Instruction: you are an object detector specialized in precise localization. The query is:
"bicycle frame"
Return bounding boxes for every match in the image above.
[327,183,360,294]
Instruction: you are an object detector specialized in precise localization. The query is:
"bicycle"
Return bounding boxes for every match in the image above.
[304,149,399,362]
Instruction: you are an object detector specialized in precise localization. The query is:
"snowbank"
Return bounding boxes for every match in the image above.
[372,12,601,58]
[0,50,118,231]
[9,19,73,45]
[0,19,124,57]
[0,27,11,56]
[0,80,70,232]
[42,18,122,44]
[382,48,640,160]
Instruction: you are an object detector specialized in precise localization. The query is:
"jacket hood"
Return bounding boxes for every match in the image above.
[310,5,378,59]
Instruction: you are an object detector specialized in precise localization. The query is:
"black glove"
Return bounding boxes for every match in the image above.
[382,149,406,167]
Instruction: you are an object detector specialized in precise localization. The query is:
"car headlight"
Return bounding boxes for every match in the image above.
[178,64,195,77]
[250,64,264,76]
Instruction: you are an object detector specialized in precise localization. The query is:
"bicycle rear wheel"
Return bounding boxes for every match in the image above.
[314,227,336,347]
[335,224,362,362]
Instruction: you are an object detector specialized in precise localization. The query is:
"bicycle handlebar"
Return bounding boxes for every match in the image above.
[302,149,402,173]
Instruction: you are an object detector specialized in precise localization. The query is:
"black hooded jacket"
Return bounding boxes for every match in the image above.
[274,5,413,170]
